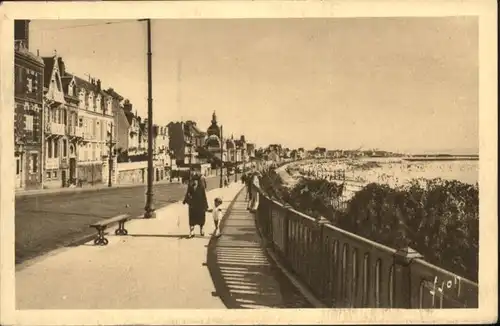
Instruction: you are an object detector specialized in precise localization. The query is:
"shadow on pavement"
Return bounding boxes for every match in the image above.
[206,196,312,309]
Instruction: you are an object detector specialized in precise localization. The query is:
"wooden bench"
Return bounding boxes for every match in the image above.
[89,214,132,246]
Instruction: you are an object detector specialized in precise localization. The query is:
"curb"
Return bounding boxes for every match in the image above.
[15,180,186,199]
[252,209,326,309]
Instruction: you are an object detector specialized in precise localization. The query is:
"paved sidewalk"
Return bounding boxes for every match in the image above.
[16,182,244,309]
[208,191,311,308]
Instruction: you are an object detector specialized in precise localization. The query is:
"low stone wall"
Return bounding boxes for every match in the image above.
[115,161,169,185]
[116,168,145,185]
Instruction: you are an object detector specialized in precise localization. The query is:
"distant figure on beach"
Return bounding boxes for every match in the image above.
[183,174,209,238]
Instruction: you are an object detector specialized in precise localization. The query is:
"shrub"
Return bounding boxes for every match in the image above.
[342,179,478,281]
[259,173,479,282]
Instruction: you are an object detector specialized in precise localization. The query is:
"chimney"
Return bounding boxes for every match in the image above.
[123,100,132,112]
[96,79,101,92]
[14,20,30,48]
[57,57,66,76]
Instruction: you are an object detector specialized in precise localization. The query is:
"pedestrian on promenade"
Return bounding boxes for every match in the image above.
[207,197,223,237]
[248,171,261,211]
[183,174,209,238]
[198,172,207,189]
[245,172,253,202]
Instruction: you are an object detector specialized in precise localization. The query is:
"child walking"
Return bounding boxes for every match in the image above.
[207,197,223,237]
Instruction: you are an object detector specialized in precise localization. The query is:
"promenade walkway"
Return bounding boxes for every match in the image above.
[208,191,311,308]
[16,181,310,309]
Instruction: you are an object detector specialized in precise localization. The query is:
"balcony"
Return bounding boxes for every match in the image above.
[83,131,94,141]
[46,122,65,136]
[46,157,60,170]
[68,126,84,138]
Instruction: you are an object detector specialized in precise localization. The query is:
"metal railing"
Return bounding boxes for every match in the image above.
[253,185,478,308]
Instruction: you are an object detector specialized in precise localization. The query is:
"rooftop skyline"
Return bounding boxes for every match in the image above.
[28,17,478,153]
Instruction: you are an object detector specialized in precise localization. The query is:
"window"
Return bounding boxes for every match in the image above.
[54,139,59,157]
[16,158,20,175]
[46,171,51,179]
[53,171,57,178]
[107,99,113,115]
[63,139,67,157]
[96,95,101,112]
[68,82,74,96]
[27,77,33,92]
[25,115,34,131]
[47,140,52,158]
[78,117,83,128]
[31,154,38,173]
[79,90,85,108]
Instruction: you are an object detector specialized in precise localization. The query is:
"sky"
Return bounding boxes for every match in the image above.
[28,17,478,153]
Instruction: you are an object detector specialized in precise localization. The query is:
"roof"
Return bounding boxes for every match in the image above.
[72,74,102,95]
[104,88,124,101]
[226,139,235,149]
[205,135,220,147]
[42,57,56,88]
[15,41,44,65]
[124,110,135,126]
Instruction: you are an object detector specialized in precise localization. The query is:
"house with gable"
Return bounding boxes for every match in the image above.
[42,53,70,188]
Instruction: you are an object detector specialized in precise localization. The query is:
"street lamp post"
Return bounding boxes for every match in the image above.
[234,145,239,182]
[219,125,224,188]
[107,123,114,187]
[188,130,193,182]
[168,149,174,181]
[140,18,155,219]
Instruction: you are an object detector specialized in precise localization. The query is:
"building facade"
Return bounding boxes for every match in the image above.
[73,76,115,185]
[168,120,205,167]
[204,111,227,163]
[14,20,45,190]
[246,143,256,160]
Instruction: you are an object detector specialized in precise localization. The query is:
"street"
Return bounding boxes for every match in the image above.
[15,175,224,265]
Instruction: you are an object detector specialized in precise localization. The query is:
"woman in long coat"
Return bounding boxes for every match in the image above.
[183,175,209,237]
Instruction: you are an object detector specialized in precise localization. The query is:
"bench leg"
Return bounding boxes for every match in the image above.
[94,227,109,246]
[115,221,128,236]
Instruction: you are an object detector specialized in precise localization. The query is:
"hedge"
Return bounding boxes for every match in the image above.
[259,169,479,282]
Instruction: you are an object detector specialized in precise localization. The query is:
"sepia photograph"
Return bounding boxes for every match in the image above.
[0,1,497,325]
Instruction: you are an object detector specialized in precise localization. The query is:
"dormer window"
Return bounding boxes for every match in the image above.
[79,89,85,108]
[68,81,74,97]
[88,92,94,111]
[96,95,101,112]
[106,98,113,116]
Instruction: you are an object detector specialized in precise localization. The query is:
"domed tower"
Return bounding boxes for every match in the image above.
[206,111,221,138]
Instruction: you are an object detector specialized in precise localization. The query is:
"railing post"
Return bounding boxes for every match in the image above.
[312,215,329,300]
[392,246,423,308]
[282,204,292,259]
